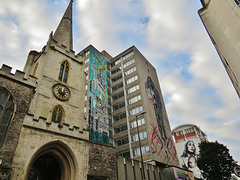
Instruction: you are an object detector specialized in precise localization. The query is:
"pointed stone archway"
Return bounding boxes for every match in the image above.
[26,141,77,180]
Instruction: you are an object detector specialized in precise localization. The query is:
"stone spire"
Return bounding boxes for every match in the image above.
[53,0,73,49]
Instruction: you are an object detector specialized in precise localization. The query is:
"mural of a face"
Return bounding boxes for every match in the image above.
[179,140,203,179]
[187,141,196,154]
[145,76,167,139]
[145,76,177,164]
[188,156,197,168]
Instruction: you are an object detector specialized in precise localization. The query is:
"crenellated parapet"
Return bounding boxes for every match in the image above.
[0,64,37,88]
[46,32,83,64]
[23,113,89,140]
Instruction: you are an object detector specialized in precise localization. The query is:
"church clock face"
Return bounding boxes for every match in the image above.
[53,84,70,101]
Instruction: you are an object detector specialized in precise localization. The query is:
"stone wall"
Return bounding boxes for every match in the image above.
[88,142,117,180]
[0,65,36,179]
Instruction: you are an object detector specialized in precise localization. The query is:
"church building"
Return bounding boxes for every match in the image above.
[0,1,116,179]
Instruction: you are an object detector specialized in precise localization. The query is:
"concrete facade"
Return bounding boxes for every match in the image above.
[109,46,179,166]
[199,0,240,98]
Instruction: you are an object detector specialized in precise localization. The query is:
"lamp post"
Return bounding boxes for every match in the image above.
[135,111,146,180]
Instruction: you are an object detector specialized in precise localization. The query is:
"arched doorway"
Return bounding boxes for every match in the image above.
[28,153,61,180]
[26,141,77,180]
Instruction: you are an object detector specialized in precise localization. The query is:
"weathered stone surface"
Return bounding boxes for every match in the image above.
[0,71,35,178]
[88,142,117,180]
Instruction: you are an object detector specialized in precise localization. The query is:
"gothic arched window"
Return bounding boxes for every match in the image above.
[58,61,69,83]
[51,105,64,124]
[0,87,14,147]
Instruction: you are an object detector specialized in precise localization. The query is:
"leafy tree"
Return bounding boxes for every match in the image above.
[197,141,235,180]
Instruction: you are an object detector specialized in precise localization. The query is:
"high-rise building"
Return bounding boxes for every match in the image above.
[172,124,207,180]
[80,44,179,166]
[109,46,178,166]
[198,0,240,98]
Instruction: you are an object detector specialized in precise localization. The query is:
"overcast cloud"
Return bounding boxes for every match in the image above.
[0,0,240,168]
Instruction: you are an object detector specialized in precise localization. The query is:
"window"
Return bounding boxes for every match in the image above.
[122,51,134,61]
[132,145,150,157]
[124,67,136,76]
[234,0,240,7]
[115,136,129,146]
[176,132,179,136]
[128,94,141,105]
[113,101,125,111]
[85,58,89,64]
[118,151,130,158]
[114,124,127,134]
[58,61,69,83]
[125,75,138,85]
[130,117,145,128]
[112,82,123,92]
[112,91,124,101]
[113,112,126,122]
[51,105,64,123]
[111,59,121,67]
[131,131,147,142]
[0,87,14,147]
[129,106,143,116]
[85,51,90,56]
[86,75,88,80]
[126,85,139,94]
[84,66,89,72]
[123,59,135,68]
[85,96,87,101]
[112,74,122,82]
[111,67,121,74]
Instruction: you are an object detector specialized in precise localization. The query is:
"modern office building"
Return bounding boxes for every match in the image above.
[198,0,240,98]
[0,1,179,179]
[81,45,179,167]
[108,46,179,166]
[172,124,207,179]
[79,43,179,180]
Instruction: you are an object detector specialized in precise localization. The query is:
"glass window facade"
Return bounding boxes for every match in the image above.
[124,67,136,76]
[132,145,150,157]
[131,131,147,142]
[123,59,135,69]
[126,85,139,94]
[125,75,138,85]
[129,106,143,116]
[128,94,141,105]
[115,136,129,146]
[130,117,145,128]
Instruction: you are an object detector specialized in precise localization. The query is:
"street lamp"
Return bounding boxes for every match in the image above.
[135,111,146,180]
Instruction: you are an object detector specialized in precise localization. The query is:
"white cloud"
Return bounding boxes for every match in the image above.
[0,0,239,164]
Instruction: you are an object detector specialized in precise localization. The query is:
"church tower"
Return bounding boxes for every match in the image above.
[0,1,116,179]
[11,1,90,179]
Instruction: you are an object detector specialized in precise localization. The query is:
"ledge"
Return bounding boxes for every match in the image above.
[23,114,89,140]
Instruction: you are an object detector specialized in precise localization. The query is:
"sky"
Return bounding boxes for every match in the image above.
[0,0,240,170]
